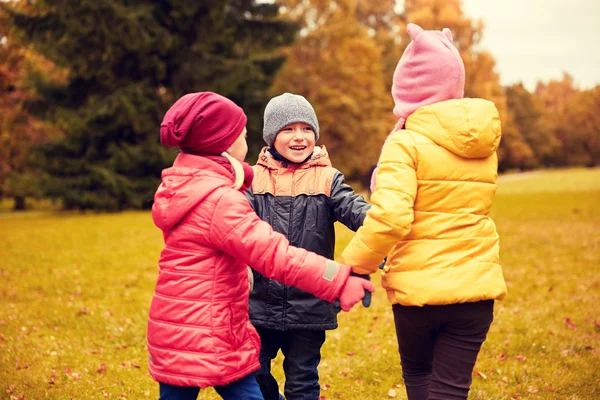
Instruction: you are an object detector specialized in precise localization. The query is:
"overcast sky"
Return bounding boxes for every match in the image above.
[461,0,600,90]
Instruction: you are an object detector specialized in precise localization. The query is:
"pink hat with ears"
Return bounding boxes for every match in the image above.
[391,23,465,130]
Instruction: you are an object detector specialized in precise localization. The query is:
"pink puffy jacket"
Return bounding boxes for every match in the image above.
[148,153,351,388]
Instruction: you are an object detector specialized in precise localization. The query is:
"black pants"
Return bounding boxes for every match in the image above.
[393,300,494,400]
[254,327,326,400]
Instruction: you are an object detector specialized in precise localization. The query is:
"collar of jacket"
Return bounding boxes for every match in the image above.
[171,152,235,179]
[256,145,332,170]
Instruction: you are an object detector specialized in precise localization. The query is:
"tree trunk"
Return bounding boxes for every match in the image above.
[13,196,26,211]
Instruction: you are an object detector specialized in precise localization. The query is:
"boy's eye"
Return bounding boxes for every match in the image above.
[303,127,314,132]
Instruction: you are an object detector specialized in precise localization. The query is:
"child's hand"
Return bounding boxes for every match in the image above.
[350,271,372,307]
[338,275,375,312]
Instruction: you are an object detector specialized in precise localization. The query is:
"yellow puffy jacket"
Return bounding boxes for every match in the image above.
[340,98,507,306]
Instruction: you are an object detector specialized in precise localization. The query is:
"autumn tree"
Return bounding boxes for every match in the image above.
[0,7,63,210]
[506,83,561,167]
[3,1,297,210]
[534,74,581,166]
[566,86,600,166]
[273,0,394,178]
[536,75,600,167]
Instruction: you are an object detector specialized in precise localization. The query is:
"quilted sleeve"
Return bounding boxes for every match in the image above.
[330,171,371,232]
[208,188,351,303]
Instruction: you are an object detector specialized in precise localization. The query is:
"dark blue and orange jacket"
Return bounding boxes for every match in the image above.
[247,146,371,330]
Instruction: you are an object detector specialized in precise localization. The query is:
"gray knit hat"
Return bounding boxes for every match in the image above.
[263,93,320,146]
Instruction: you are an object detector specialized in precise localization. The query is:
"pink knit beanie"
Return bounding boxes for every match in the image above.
[160,92,247,155]
[391,23,465,130]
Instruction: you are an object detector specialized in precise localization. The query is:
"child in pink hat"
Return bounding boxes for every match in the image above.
[148,92,374,400]
[341,24,507,400]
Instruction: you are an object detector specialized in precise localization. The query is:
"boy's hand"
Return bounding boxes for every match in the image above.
[338,275,375,312]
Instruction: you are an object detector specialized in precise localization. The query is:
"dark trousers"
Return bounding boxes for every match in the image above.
[393,300,494,400]
[158,373,264,400]
[255,327,327,400]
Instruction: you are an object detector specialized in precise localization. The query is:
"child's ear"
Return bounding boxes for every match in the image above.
[407,23,424,40]
[442,28,453,42]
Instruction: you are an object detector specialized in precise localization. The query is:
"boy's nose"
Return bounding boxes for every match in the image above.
[292,129,304,139]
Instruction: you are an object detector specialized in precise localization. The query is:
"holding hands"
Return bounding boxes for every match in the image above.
[337,272,375,312]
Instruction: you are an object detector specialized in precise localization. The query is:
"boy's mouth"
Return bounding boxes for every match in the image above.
[289,146,307,151]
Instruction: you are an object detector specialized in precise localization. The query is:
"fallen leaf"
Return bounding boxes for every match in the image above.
[340,369,350,376]
[516,355,527,362]
[474,370,487,380]
[388,388,397,398]
[96,363,106,373]
[527,386,539,393]
[546,386,555,392]
[564,318,577,329]
[346,351,355,357]
[498,353,506,361]
[48,370,57,385]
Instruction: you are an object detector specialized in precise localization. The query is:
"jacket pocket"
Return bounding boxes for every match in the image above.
[305,199,326,232]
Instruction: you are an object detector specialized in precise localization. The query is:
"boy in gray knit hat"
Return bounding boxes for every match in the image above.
[262,92,320,150]
[247,92,371,400]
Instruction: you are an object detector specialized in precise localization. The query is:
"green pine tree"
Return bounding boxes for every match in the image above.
[3,1,296,210]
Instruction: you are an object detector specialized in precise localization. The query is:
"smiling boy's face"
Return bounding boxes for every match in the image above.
[273,122,316,163]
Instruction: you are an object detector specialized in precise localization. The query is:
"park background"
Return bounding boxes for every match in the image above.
[0,0,599,399]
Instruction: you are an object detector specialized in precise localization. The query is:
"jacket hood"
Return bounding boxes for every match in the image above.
[256,145,332,170]
[152,153,234,231]
[406,98,502,159]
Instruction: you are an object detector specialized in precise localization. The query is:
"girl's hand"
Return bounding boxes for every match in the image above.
[338,276,375,312]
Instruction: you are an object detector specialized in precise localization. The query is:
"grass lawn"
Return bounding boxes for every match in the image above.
[1,167,599,399]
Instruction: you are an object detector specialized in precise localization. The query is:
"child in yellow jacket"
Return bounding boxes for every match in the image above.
[340,24,507,400]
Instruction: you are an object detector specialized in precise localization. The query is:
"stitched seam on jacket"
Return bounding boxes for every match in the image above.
[148,342,248,357]
[155,268,218,277]
[148,314,251,330]
[397,237,498,242]
[162,244,213,254]
[148,316,214,329]
[152,292,235,303]
[413,209,490,214]
[418,179,495,184]
[148,360,259,380]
